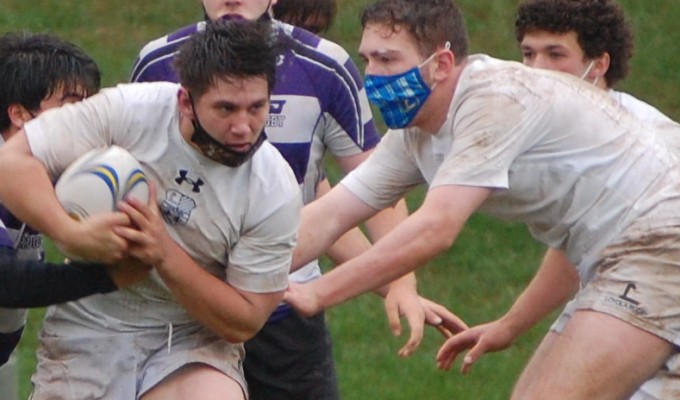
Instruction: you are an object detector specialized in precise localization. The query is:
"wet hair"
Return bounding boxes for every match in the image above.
[174,18,279,97]
[515,0,634,87]
[360,0,468,63]
[273,0,337,34]
[0,31,101,132]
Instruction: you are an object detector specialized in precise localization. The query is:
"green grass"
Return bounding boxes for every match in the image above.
[4,1,680,399]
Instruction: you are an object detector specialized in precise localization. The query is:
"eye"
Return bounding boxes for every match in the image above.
[521,50,534,60]
[548,52,565,60]
[250,101,268,114]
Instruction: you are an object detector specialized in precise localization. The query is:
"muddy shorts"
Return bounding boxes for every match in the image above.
[29,319,246,399]
[552,224,680,399]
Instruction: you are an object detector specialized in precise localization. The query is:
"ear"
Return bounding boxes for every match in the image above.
[7,103,33,130]
[591,53,610,85]
[177,87,194,119]
[431,48,455,83]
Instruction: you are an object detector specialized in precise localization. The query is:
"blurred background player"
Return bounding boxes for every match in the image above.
[272,0,337,34]
[130,1,463,399]
[0,30,103,399]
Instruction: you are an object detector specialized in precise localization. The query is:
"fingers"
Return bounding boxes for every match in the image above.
[461,343,486,375]
[397,314,424,357]
[421,298,468,336]
[436,331,476,371]
[384,297,402,337]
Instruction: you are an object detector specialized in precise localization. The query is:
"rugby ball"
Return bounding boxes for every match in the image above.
[55,145,149,221]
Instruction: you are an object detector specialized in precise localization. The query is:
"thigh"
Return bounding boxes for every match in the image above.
[244,311,339,400]
[512,330,559,399]
[513,310,672,400]
[141,364,244,400]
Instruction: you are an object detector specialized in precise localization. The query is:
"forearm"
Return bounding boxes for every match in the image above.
[499,248,580,338]
[312,185,488,310]
[0,142,75,241]
[0,248,116,308]
[324,225,415,298]
[292,185,377,271]
[155,243,281,343]
[314,206,460,308]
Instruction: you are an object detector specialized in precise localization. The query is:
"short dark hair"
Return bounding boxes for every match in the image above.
[515,0,634,87]
[0,31,101,132]
[174,19,279,97]
[273,0,337,34]
[360,0,468,63]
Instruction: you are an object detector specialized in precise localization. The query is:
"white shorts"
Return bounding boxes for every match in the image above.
[29,306,246,399]
[551,224,680,399]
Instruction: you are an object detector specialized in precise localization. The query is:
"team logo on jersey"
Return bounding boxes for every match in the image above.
[176,170,204,193]
[160,188,196,225]
[267,100,287,128]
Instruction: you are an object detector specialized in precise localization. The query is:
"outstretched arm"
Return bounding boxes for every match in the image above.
[285,184,490,315]
[0,247,151,308]
[436,248,580,373]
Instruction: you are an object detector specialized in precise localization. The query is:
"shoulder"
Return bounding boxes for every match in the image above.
[108,82,180,104]
[612,90,676,124]
[131,21,205,82]
[249,141,300,197]
[275,20,354,72]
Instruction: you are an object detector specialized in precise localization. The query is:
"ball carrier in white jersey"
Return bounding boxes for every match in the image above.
[282,0,680,398]
[0,20,302,400]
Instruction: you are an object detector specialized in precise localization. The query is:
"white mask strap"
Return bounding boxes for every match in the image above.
[580,60,595,81]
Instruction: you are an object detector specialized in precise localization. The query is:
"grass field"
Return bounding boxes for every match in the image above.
[3,1,680,399]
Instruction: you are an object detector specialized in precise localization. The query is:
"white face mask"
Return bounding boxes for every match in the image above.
[580,60,600,86]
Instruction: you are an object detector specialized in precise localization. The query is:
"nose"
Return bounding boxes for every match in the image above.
[364,61,380,76]
[229,111,252,138]
[529,55,550,70]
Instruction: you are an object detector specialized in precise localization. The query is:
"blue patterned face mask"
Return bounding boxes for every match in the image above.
[365,43,449,129]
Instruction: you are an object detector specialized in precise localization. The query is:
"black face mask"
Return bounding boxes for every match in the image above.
[188,95,267,168]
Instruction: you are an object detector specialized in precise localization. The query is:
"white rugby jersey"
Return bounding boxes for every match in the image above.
[130,19,380,285]
[343,54,680,283]
[610,89,680,150]
[24,82,301,326]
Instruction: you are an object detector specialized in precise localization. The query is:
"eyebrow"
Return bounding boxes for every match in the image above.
[360,48,400,58]
[60,91,86,101]
[521,44,568,52]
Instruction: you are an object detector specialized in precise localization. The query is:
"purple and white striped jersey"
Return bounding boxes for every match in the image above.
[131,20,380,286]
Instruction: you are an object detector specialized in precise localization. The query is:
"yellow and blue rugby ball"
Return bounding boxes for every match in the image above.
[55,146,149,221]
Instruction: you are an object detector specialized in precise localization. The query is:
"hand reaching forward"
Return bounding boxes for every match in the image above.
[436,319,517,374]
[384,286,468,357]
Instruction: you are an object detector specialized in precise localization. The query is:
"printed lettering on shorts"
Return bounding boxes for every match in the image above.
[604,282,647,316]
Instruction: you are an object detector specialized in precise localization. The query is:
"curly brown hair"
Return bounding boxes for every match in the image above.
[515,0,634,87]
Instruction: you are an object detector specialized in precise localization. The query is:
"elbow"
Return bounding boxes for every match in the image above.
[420,214,459,254]
[218,320,265,344]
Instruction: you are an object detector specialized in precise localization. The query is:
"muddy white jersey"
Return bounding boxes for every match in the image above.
[24,82,301,326]
[343,54,680,283]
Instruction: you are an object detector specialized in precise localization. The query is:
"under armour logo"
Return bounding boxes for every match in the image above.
[175,170,204,193]
[619,283,640,305]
